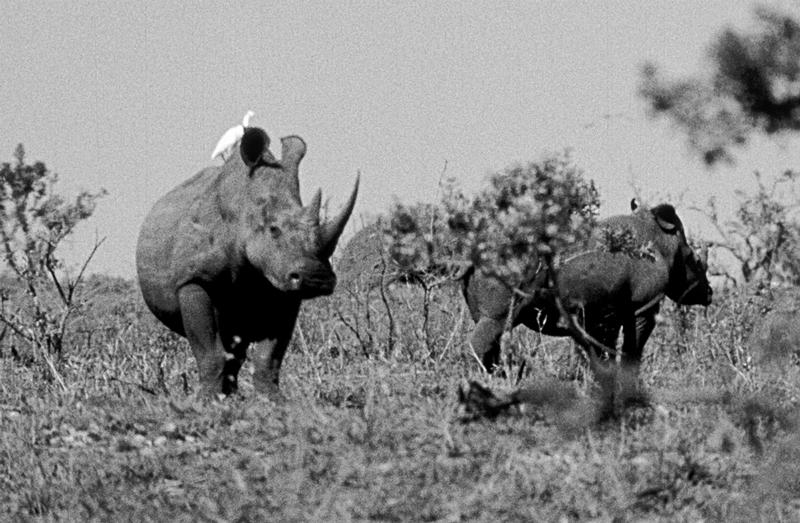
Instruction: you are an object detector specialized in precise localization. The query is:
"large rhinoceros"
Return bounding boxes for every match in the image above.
[336,220,453,292]
[463,202,712,372]
[335,222,399,292]
[136,127,358,396]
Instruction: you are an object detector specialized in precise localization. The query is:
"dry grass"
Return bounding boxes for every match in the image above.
[1,277,799,521]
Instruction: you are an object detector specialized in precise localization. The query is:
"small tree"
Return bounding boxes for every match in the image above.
[695,169,800,287]
[385,151,599,287]
[0,145,105,380]
[335,204,461,360]
[380,202,465,358]
[440,153,600,287]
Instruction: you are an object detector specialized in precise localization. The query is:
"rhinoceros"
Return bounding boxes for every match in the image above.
[336,220,455,292]
[335,222,398,292]
[463,202,712,372]
[136,127,358,396]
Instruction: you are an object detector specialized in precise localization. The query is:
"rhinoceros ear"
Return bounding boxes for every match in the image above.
[280,136,307,171]
[651,204,680,233]
[240,127,270,167]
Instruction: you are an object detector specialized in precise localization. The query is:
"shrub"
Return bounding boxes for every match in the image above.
[385,150,600,290]
[0,144,105,385]
[698,170,800,287]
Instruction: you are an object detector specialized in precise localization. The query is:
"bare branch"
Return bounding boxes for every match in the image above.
[67,235,106,303]
[376,243,395,357]
[46,259,69,306]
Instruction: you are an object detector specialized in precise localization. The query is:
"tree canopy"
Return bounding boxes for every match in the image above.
[640,7,800,164]
[0,144,105,364]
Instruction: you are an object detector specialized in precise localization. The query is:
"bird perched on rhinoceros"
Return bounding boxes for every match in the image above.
[463,200,712,373]
[211,110,255,161]
[136,127,358,396]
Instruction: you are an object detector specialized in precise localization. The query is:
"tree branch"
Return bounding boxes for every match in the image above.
[67,235,106,304]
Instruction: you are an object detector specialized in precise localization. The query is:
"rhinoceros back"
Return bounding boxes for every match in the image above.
[136,166,225,336]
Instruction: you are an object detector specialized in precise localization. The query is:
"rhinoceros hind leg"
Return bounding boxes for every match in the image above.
[470,317,505,372]
[218,335,250,395]
[178,284,238,396]
[622,312,657,367]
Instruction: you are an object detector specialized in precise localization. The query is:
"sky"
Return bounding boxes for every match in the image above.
[2,1,800,277]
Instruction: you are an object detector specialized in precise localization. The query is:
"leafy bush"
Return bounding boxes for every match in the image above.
[386,150,600,290]
[0,144,105,384]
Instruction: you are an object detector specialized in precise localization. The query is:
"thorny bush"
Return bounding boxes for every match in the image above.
[700,169,800,287]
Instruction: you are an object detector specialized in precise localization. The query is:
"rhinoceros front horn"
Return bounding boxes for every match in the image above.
[319,174,360,259]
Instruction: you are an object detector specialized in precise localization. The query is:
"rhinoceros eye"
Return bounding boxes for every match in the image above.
[269,225,282,238]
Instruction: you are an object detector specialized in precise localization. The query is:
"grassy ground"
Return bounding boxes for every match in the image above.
[1,277,799,521]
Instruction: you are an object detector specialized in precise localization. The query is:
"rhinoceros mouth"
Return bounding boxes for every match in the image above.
[295,282,335,298]
[282,271,336,298]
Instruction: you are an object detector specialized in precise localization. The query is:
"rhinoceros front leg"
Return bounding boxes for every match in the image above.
[178,284,241,396]
[251,304,300,397]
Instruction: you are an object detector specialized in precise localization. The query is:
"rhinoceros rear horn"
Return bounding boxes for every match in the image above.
[652,204,680,233]
[240,127,270,167]
[319,174,360,259]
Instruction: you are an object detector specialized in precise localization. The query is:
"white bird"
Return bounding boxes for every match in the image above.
[211,110,255,161]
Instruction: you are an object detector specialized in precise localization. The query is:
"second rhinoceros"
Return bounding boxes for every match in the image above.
[136,127,358,396]
[463,202,713,372]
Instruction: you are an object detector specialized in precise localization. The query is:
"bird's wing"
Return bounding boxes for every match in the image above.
[211,125,245,160]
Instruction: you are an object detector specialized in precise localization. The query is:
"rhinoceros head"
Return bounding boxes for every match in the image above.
[236,127,358,298]
[648,204,712,306]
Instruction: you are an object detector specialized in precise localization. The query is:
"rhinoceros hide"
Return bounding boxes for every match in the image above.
[463,203,712,372]
[136,127,358,396]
